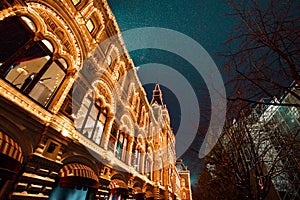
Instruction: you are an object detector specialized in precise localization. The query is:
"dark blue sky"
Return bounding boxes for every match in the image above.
[107,0,237,184]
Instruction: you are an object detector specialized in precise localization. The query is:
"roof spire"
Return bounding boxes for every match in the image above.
[151,83,163,105]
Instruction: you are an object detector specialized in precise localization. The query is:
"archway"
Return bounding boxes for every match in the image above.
[109,175,129,200]
[0,131,23,198]
[49,163,99,200]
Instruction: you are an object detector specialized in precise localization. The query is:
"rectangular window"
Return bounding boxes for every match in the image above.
[29,61,65,106]
[108,136,116,152]
[71,0,80,6]
[93,121,104,145]
[136,151,140,172]
[116,133,124,159]
[86,19,94,33]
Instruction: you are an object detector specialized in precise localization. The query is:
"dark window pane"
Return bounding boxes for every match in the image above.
[0,16,31,63]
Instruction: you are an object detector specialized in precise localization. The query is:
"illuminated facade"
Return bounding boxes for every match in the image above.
[175,159,193,200]
[0,0,192,200]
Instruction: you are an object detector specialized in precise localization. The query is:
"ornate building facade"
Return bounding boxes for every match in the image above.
[0,0,192,200]
[175,160,193,200]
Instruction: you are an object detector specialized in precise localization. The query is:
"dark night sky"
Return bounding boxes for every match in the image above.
[107,0,238,185]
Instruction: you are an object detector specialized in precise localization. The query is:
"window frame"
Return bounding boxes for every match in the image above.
[0,16,68,108]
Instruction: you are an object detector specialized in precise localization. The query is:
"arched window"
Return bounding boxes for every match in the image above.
[0,16,66,107]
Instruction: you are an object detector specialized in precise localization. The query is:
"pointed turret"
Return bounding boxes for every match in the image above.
[151,84,163,105]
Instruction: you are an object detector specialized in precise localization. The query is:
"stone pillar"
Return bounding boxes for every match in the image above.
[126,136,134,165]
[102,114,114,150]
[164,189,171,200]
[113,130,119,155]
[140,150,145,174]
[153,186,160,200]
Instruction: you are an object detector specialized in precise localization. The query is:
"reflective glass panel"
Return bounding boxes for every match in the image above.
[29,61,65,106]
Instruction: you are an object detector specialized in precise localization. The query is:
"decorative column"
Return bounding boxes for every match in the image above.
[140,150,146,174]
[49,69,77,114]
[102,114,114,150]
[153,186,160,200]
[126,136,134,165]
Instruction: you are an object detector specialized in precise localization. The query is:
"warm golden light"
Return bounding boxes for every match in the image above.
[61,128,69,137]
[17,66,28,75]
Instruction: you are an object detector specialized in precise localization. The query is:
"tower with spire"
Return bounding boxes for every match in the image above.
[151,83,163,105]
[150,83,171,124]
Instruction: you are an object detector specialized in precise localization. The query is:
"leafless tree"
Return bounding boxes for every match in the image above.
[224,0,300,108]
[201,46,300,200]
[197,1,300,199]
[198,97,300,199]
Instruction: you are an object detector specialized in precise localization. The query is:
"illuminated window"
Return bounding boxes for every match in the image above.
[21,16,36,32]
[29,61,65,106]
[71,0,80,6]
[0,16,67,107]
[116,132,125,160]
[43,140,60,160]
[86,19,94,32]
[76,93,107,145]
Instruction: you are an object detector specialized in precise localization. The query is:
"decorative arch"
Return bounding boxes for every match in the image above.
[27,2,82,69]
[60,152,99,174]
[58,162,99,189]
[0,2,82,71]
[0,115,33,164]
[0,131,23,166]
[144,184,154,197]
[133,179,143,189]
[110,173,127,184]
[92,79,115,114]
[119,114,134,137]
[132,179,144,198]
[0,6,46,33]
